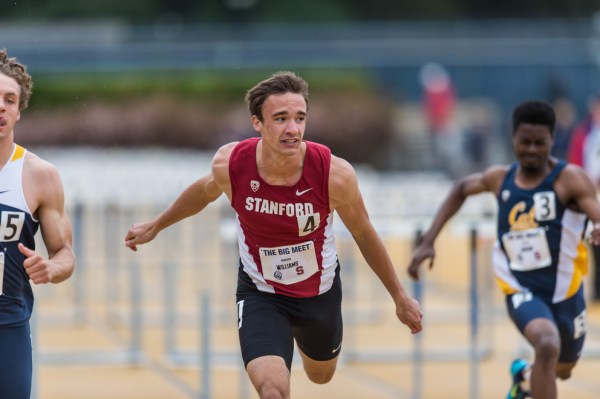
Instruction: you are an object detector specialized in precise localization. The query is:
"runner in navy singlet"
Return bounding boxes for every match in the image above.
[407,100,600,399]
[0,49,75,398]
[125,71,423,398]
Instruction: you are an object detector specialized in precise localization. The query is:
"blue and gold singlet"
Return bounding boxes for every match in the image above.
[493,161,589,303]
[0,144,39,327]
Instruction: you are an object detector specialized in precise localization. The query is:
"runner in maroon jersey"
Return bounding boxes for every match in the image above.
[125,71,422,399]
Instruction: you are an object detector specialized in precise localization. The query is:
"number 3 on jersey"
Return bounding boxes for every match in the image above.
[297,213,320,237]
[533,191,556,222]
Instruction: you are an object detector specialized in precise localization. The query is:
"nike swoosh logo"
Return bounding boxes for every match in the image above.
[0,190,9,195]
[331,343,342,354]
[295,188,313,196]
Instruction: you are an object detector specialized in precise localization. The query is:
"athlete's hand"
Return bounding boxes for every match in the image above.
[590,222,600,246]
[125,221,158,251]
[396,295,423,334]
[18,243,54,284]
[407,241,436,281]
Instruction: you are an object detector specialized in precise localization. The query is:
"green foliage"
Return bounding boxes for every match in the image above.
[27,69,371,109]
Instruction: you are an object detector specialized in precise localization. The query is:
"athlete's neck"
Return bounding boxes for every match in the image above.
[256,141,305,186]
[516,159,555,189]
[0,141,15,171]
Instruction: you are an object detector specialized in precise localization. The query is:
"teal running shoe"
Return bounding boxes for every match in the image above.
[507,358,531,399]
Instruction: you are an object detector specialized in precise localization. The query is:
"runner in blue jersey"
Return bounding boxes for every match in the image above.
[0,48,75,398]
[407,100,600,399]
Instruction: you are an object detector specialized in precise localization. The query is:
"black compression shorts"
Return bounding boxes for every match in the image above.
[235,261,343,370]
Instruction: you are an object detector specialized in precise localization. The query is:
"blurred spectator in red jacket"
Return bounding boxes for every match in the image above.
[419,62,462,176]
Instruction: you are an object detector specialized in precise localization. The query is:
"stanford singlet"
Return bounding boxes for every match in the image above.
[493,161,588,303]
[0,144,38,326]
[229,138,338,298]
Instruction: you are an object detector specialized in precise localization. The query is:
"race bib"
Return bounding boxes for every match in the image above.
[259,241,319,285]
[501,227,551,271]
[533,191,556,222]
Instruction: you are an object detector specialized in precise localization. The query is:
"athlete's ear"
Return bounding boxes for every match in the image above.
[251,115,262,133]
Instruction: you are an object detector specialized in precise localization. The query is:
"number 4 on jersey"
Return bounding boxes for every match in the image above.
[297,213,320,237]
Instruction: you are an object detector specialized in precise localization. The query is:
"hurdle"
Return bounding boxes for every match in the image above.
[35,203,146,366]
[340,222,495,399]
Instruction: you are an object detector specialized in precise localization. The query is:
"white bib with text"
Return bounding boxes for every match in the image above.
[501,227,551,271]
[259,241,319,285]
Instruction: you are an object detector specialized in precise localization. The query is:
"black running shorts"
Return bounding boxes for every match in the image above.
[235,260,343,370]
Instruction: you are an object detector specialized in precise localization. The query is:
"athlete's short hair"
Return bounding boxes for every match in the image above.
[0,49,33,111]
[512,100,555,137]
[245,71,309,121]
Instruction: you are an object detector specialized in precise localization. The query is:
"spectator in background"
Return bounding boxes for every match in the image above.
[551,97,576,160]
[568,94,600,300]
[463,101,494,173]
[419,62,462,176]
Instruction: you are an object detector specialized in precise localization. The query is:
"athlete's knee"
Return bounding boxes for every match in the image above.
[257,383,289,399]
[305,366,336,384]
[556,363,576,380]
[556,369,572,380]
[247,356,290,399]
[533,335,560,363]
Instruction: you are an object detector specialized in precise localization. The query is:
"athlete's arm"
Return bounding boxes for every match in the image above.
[124,142,236,251]
[329,156,422,334]
[407,165,506,280]
[559,165,600,245]
[21,155,74,284]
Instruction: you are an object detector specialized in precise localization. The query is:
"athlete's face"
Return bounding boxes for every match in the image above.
[0,73,21,139]
[512,123,553,172]
[252,92,306,157]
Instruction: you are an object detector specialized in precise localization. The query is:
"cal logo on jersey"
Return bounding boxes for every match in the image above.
[508,201,538,231]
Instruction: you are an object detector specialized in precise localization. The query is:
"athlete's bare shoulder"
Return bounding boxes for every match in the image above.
[23,150,61,186]
[211,141,239,194]
[329,154,354,178]
[555,163,598,206]
[479,164,510,193]
[212,141,238,170]
[23,150,64,213]
[559,163,588,181]
[328,155,359,209]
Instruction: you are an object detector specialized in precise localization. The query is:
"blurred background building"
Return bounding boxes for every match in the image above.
[4,0,600,175]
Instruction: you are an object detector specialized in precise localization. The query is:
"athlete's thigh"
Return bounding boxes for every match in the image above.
[292,272,343,361]
[552,288,586,363]
[506,291,555,333]
[0,324,32,399]
[236,293,295,370]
